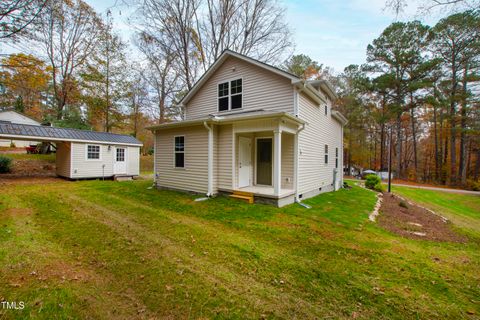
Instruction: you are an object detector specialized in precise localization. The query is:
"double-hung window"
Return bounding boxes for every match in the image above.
[87,145,100,160]
[324,144,329,165]
[218,78,242,111]
[174,136,185,168]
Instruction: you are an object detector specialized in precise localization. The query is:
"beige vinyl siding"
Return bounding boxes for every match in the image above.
[281,133,294,189]
[155,125,208,193]
[297,93,342,195]
[186,56,294,119]
[55,142,71,177]
[217,124,233,190]
[127,147,140,175]
[70,143,114,179]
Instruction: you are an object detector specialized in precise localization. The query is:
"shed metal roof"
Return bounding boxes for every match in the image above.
[0,122,143,146]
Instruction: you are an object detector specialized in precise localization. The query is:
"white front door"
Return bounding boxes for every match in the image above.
[114,147,127,174]
[238,137,252,188]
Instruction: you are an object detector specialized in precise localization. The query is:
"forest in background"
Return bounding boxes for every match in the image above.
[0,0,479,188]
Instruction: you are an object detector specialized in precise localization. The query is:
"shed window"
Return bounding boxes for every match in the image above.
[324,144,328,165]
[87,145,100,160]
[218,78,242,111]
[174,136,185,168]
[325,105,328,116]
[335,147,339,168]
[116,148,125,162]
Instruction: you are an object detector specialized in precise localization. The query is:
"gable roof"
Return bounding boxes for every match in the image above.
[179,50,330,106]
[0,122,143,146]
[0,109,41,125]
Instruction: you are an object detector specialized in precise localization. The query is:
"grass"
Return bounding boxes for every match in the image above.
[393,186,480,235]
[0,153,55,163]
[0,180,479,319]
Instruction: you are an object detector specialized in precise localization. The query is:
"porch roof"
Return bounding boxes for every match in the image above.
[147,111,305,131]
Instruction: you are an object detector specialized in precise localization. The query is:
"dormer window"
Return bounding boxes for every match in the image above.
[218,79,242,111]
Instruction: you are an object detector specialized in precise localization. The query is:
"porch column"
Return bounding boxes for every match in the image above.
[273,129,282,196]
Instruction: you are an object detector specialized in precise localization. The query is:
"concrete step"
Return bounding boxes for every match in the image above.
[114,175,133,182]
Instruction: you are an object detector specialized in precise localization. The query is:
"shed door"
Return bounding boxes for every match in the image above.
[114,147,127,174]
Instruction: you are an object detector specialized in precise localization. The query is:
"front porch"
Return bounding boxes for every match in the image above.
[218,113,304,207]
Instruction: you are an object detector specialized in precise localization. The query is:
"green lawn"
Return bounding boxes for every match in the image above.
[393,186,480,236]
[0,153,56,162]
[0,180,479,319]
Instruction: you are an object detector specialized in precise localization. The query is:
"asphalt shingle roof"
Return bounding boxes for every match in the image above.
[0,122,142,146]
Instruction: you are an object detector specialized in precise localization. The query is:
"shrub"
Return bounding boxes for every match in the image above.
[373,182,385,193]
[466,179,480,191]
[0,156,12,173]
[365,174,381,189]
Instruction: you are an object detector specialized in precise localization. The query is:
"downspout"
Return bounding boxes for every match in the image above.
[203,121,213,197]
[295,123,306,204]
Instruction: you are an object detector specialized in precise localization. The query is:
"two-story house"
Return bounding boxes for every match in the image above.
[148,50,347,207]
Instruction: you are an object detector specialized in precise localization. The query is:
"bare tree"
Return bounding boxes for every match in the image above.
[136,0,293,92]
[0,0,47,39]
[200,0,293,68]
[135,32,181,122]
[36,0,102,120]
[385,0,480,15]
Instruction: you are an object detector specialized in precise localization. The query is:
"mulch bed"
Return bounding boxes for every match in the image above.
[377,193,467,243]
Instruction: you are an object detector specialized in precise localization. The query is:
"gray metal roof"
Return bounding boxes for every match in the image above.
[0,122,143,146]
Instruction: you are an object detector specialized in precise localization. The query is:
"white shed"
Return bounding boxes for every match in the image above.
[0,109,41,147]
[0,122,143,179]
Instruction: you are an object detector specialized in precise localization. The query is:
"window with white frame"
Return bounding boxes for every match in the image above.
[174,136,185,168]
[218,79,242,111]
[335,147,339,168]
[324,144,328,165]
[87,145,100,160]
[116,148,125,162]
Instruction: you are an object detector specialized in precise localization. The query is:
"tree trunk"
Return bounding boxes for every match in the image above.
[449,62,457,185]
[459,65,468,186]
[410,92,418,180]
[396,115,402,179]
[380,122,385,171]
[433,97,439,182]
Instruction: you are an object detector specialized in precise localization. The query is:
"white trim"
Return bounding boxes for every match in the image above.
[153,132,157,180]
[113,146,128,175]
[173,135,185,169]
[203,122,214,196]
[231,126,236,189]
[0,133,142,147]
[85,144,102,161]
[254,136,274,187]
[273,130,282,196]
[217,77,244,112]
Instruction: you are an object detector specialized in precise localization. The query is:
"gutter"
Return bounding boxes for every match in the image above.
[203,121,214,197]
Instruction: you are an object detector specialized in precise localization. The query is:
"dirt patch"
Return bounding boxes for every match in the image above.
[4,208,34,217]
[10,159,56,176]
[378,193,467,243]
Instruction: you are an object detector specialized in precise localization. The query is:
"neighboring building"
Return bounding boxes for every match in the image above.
[0,109,41,147]
[0,122,142,179]
[148,50,347,207]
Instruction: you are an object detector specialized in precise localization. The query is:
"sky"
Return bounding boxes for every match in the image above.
[2,0,441,73]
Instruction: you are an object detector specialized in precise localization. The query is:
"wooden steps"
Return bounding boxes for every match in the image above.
[229,190,254,204]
